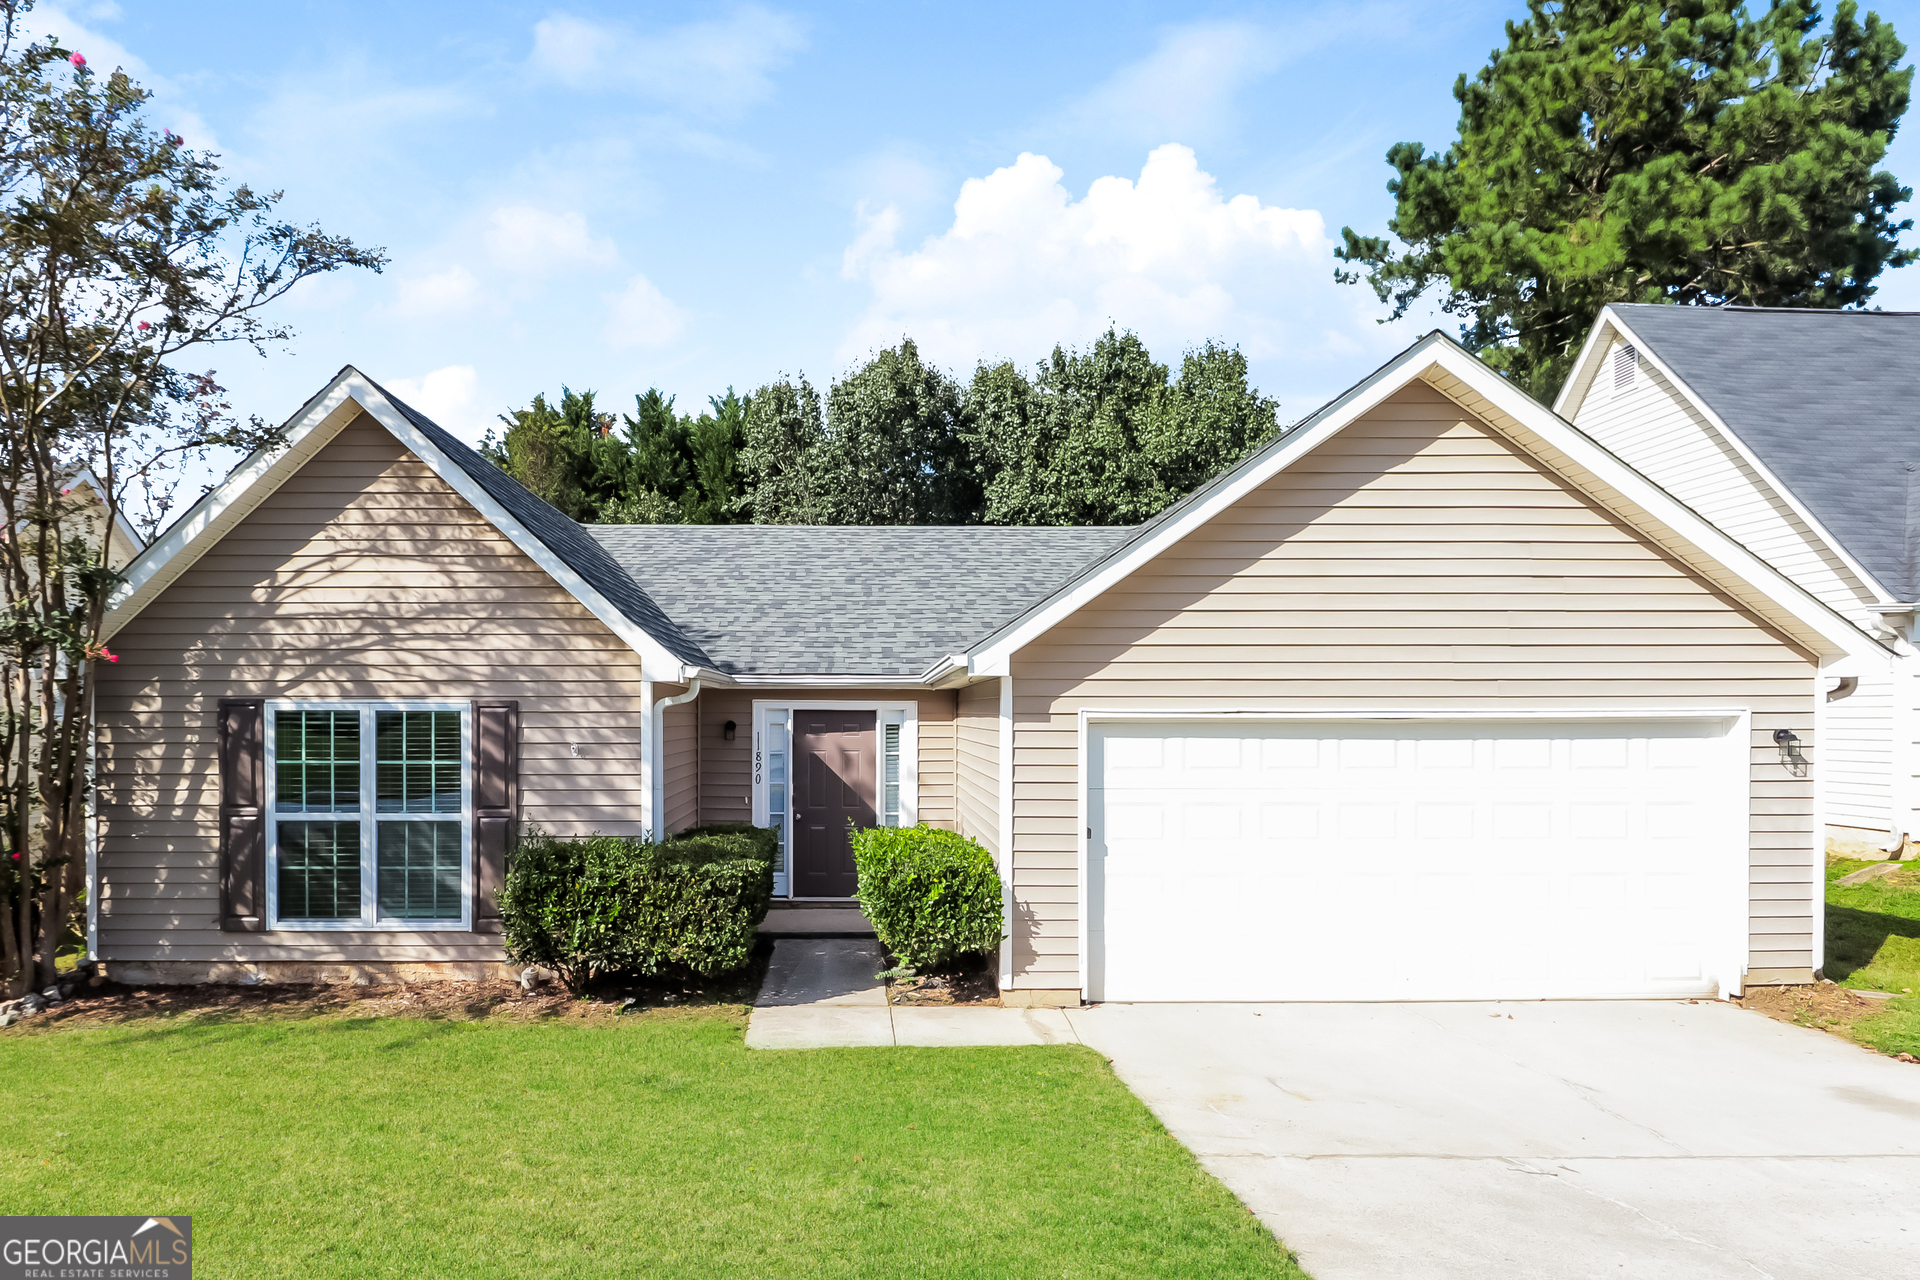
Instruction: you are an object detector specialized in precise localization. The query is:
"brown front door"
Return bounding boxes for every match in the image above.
[793,711,876,898]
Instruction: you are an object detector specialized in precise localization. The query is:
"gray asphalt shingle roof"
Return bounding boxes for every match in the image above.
[1609,304,1920,599]
[587,525,1132,676]
[366,375,714,669]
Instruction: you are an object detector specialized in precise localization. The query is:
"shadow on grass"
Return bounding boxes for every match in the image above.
[1825,904,1920,983]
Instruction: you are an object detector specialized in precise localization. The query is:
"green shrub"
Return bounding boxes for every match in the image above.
[674,821,779,864]
[851,824,1003,971]
[497,827,775,992]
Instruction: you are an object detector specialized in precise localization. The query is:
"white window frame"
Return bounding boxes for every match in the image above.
[265,699,475,932]
[751,700,919,899]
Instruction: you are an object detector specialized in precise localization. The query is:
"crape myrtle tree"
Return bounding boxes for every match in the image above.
[0,2,383,993]
[1336,0,1915,398]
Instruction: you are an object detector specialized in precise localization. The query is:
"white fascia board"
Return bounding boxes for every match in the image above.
[1550,309,1620,419]
[103,371,366,639]
[968,332,1883,672]
[1425,341,1884,665]
[103,367,695,682]
[1581,306,1898,609]
[967,333,1457,673]
[343,373,691,682]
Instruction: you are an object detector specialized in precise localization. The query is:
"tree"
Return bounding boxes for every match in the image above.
[818,340,978,524]
[968,330,1280,525]
[487,387,605,520]
[684,389,747,524]
[1335,0,1915,397]
[0,5,383,993]
[737,375,827,523]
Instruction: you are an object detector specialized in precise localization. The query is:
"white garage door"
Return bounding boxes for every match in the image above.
[1089,718,1747,1002]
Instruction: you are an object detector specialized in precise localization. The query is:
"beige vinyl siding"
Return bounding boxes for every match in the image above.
[1008,379,1820,990]
[955,678,1001,856]
[662,692,699,834]
[694,688,959,832]
[1572,333,1894,835]
[96,412,651,964]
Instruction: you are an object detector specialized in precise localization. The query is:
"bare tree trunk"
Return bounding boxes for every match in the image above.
[14,664,31,998]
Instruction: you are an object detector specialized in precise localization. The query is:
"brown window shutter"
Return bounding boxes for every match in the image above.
[218,698,266,932]
[472,700,519,934]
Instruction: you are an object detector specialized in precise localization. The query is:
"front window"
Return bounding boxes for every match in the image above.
[268,702,471,930]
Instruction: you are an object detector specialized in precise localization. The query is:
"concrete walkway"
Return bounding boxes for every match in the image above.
[1072,1000,1920,1280]
[745,937,1080,1049]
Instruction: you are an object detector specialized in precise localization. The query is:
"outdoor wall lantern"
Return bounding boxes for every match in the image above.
[723,720,737,741]
[1772,728,1808,778]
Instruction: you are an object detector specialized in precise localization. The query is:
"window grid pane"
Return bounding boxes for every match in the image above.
[376,710,462,813]
[377,822,463,920]
[274,710,360,813]
[277,821,362,919]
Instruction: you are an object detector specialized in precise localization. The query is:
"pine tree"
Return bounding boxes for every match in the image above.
[1337,0,1915,397]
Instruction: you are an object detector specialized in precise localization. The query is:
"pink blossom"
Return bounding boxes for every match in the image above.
[136,321,150,332]
[61,487,71,495]
[103,650,118,663]
[68,52,85,68]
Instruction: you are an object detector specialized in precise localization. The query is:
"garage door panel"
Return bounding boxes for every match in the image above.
[1088,718,1744,1002]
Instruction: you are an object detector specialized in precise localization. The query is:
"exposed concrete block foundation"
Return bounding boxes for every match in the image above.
[1001,988,1081,1008]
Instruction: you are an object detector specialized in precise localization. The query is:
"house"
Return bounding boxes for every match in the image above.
[91,331,1884,1002]
[1555,306,1912,852]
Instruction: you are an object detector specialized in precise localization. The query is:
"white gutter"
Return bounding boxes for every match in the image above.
[650,678,702,839]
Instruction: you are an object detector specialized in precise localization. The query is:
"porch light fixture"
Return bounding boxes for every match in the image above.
[722,720,736,741]
[1772,728,1808,778]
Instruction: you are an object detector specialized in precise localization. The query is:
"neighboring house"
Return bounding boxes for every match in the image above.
[92,333,1883,1002]
[1556,306,1912,850]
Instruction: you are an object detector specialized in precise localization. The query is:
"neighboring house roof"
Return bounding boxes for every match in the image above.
[589,525,1130,677]
[966,329,1888,674]
[1593,304,1920,601]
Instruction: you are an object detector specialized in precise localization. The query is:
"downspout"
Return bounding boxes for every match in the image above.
[651,678,702,841]
[639,679,654,838]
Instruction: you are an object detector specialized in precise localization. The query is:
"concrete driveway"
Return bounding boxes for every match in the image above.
[1069,1000,1920,1280]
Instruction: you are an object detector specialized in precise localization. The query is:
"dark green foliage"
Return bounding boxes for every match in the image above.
[484,386,751,525]
[1337,0,1916,398]
[736,374,828,523]
[496,827,774,992]
[968,331,1281,525]
[489,332,1277,528]
[851,824,1004,971]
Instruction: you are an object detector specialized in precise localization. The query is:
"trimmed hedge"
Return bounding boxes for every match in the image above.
[496,826,775,992]
[850,824,1004,971]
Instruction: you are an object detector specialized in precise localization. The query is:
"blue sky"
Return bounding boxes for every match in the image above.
[34,0,1920,444]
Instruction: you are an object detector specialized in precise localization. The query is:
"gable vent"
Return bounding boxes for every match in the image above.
[1612,343,1638,391]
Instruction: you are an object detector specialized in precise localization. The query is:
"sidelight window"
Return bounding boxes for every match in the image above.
[267,702,471,930]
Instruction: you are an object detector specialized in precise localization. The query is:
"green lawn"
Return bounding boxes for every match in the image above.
[1825,856,1920,1056]
[0,1003,1305,1279]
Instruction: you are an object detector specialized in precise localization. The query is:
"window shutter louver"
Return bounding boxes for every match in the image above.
[472,700,519,934]
[217,698,266,932]
[1612,343,1637,391]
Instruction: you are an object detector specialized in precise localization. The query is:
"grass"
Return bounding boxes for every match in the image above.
[1824,855,1920,1056]
[0,1001,1305,1279]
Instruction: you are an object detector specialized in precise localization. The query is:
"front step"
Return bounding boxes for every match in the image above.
[758,901,878,938]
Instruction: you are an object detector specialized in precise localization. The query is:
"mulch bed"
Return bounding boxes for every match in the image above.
[886,955,1000,1007]
[1733,983,1918,1062]
[8,945,774,1033]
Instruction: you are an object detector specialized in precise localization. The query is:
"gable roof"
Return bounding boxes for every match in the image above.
[964,329,1889,674]
[104,367,711,677]
[1575,304,1920,602]
[589,525,1129,678]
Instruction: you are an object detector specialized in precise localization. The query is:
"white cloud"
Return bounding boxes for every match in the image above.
[1067,22,1287,144]
[384,366,491,445]
[390,265,489,319]
[604,273,688,349]
[839,145,1391,395]
[529,6,806,117]
[483,205,619,275]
